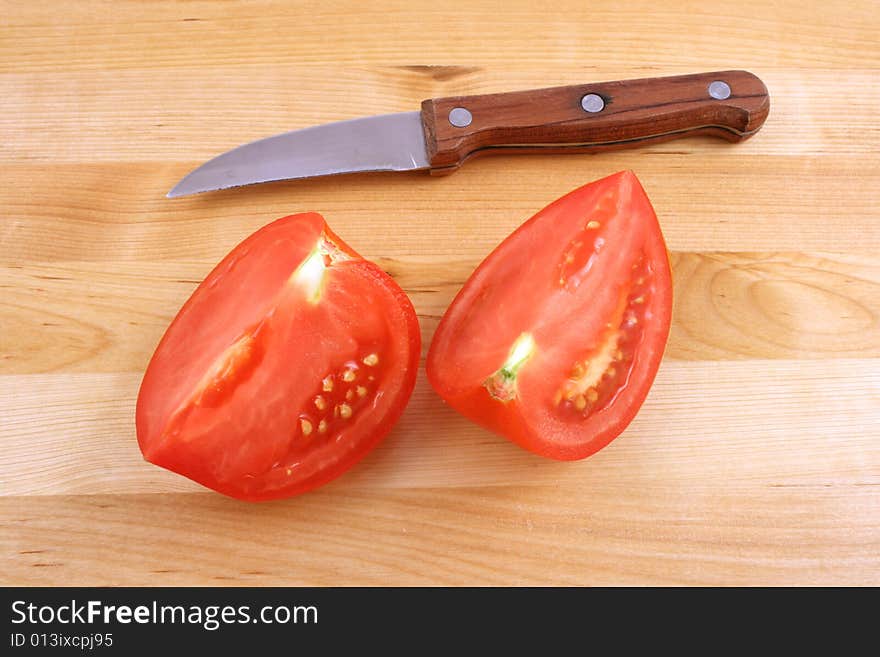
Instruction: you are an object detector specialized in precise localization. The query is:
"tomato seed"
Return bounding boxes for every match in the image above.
[363,353,379,367]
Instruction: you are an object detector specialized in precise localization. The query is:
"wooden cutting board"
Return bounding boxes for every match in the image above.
[2,0,878,586]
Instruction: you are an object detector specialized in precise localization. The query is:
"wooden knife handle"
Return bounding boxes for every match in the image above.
[420,70,769,173]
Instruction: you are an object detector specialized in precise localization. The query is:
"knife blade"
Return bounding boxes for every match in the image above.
[167,70,769,198]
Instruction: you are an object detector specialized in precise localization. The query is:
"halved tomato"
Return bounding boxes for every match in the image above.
[426,171,672,460]
[136,213,420,501]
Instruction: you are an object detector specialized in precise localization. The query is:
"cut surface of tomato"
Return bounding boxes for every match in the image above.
[426,171,672,460]
[136,213,420,501]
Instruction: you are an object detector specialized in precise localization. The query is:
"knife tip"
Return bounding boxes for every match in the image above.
[167,181,214,198]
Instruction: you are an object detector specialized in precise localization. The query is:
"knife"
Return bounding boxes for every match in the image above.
[167,70,769,198]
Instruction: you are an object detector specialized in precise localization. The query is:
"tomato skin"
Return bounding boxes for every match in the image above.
[426,171,672,461]
[136,213,420,501]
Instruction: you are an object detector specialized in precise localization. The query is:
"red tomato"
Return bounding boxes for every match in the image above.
[136,213,420,501]
[426,171,672,460]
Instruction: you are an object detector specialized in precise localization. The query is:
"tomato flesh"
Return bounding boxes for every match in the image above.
[136,213,420,501]
[426,171,672,460]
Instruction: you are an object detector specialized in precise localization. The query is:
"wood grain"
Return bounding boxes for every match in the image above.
[3,360,878,497]
[3,483,877,586]
[2,251,878,375]
[422,71,770,171]
[2,1,877,73]
[2,157,879,260]
[3,68,876,162]
[2,0,879,586]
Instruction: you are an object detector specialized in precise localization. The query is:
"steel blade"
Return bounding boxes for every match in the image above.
[167,111,429,197]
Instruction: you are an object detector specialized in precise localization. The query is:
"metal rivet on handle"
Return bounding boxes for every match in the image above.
[449,107,473,128]
[708,80,731,100]
[581,93,605,113]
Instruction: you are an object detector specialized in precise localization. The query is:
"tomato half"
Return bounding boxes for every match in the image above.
[136,213,420,501]
[426,171,672,461]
